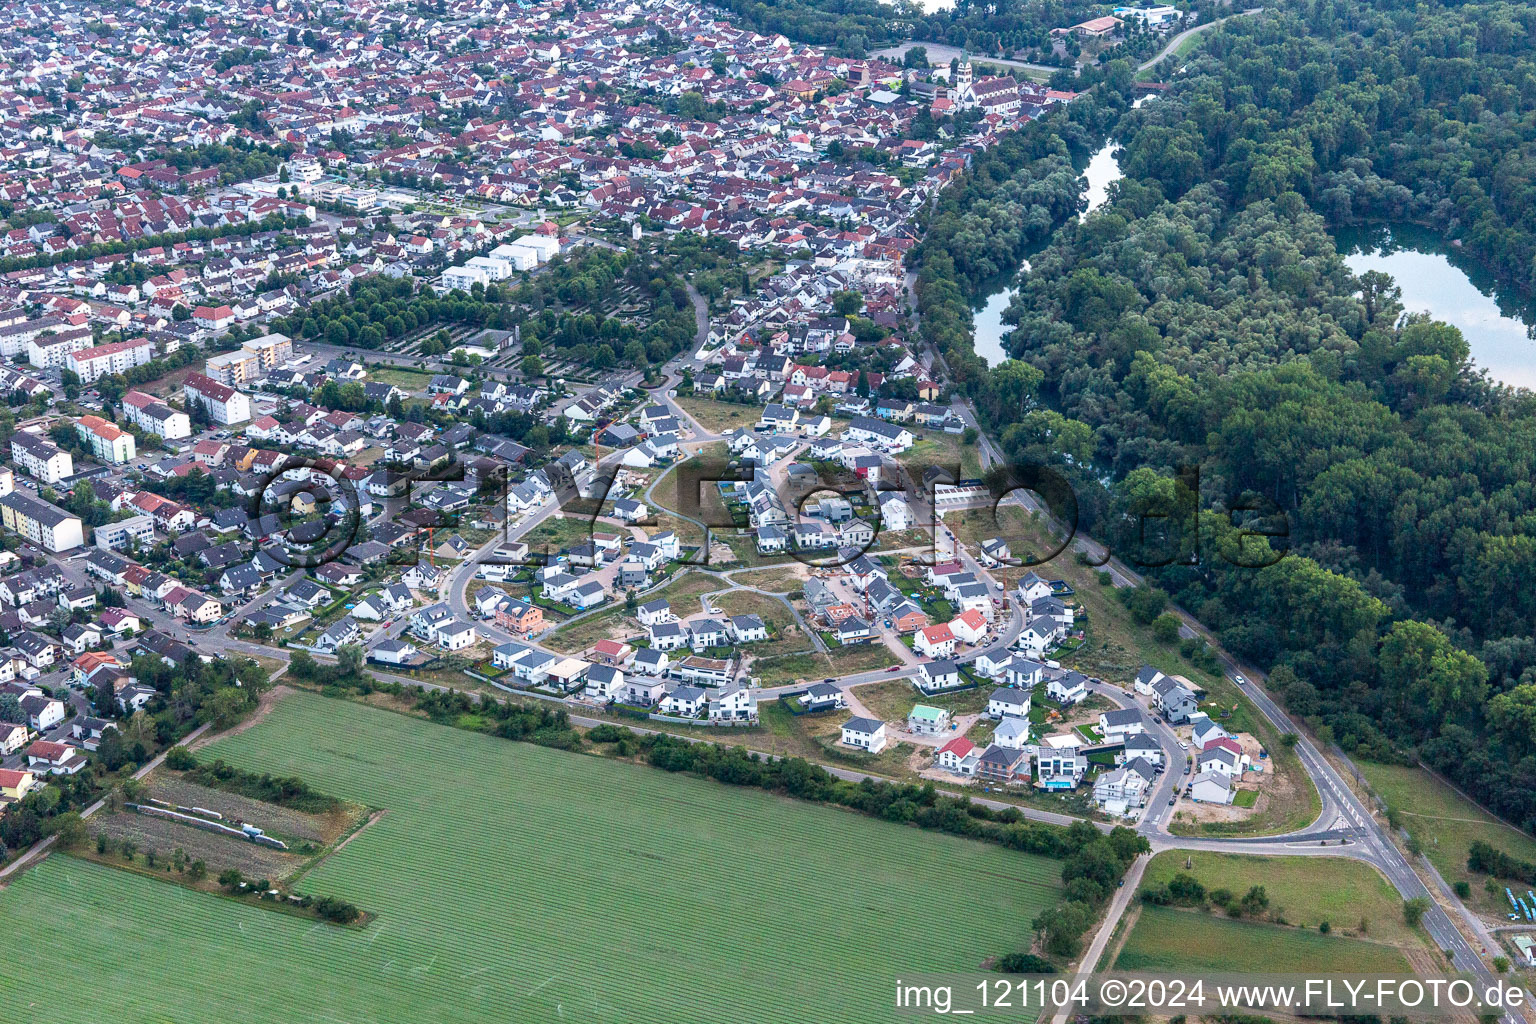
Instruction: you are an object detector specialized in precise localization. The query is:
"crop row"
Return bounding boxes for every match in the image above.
[0,691,1068,1023]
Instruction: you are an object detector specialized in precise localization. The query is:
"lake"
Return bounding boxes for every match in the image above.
[971,266,1028,368]
[1336,223,1536,390]
[971,98,1151,367]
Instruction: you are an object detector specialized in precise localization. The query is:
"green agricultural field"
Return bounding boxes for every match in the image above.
[1116,905,1415,975]
[1140,851,1423,947]
[1358,759,1536,916]
[0,692,1065,1024]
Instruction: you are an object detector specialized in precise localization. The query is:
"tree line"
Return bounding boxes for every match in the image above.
[932,0,1536,832]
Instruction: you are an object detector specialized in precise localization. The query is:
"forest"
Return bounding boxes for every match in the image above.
[921,0,1536,830]
[913,60,1135,385]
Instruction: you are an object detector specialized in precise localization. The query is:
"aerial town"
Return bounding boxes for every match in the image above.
[0,0,1533,1020]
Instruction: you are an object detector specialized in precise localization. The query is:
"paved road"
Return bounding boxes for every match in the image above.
[0,720,212,886]
[1137,8,1261,72]
[1056,850,1150,1022]
[871,40,1059,81]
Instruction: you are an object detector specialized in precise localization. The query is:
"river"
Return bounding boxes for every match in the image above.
[971,102,1146,366]
[1336,223,1536,390]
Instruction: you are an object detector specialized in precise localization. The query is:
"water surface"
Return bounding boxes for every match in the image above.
[1337,223,1536,390]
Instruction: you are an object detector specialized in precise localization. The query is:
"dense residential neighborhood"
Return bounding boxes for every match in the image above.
[0,0,1528,1018]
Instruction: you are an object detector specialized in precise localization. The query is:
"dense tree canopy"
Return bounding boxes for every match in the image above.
[918,0,1536,830]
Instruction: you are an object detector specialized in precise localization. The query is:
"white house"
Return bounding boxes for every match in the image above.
[986,687,1031,720]
[1093,757,1155,816]
[1124,732,1164,766]
[1018,616,1064,654]
[914,623,957,659]
[877,492,914,531]
[916,659,959,693]
[1006,658,1046,690]
[1099,707,1146,740]
[1047,673,1088,705]
[993,718,1031,750]
[1189,770,1234,804]
[934,736,980,776]
[584,665,625,702]
[842,416,914,452]
[1197,737,1246,776]
[567,580,608,610]
[1016,572,1053,605]
[906,704,951,736]
[1133,665,1168,696]
[660,684,708,717]
[371,639,419,666]
[637,599,673,627]
[727,615,768,644]
[1191,717,1229,749]
[622,677,666,705]
[632,648,669,677]
[436,620,478,651]
[649,620,688,651]
[949,608,988,645]
[708,683,757,722]
[689,618,729,652]
[840,716,888,753]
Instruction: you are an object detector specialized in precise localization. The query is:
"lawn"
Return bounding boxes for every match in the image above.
[1115,905,1415,975]
[674,395,762,433]
[823,640,902,675]
[1139,851,1424,947]
[521,513,600,557]
[979,505,1320,837]
[758,700,916,777]
[0,692,1066,1024]
[649,443,733,526]
[365,366,436,392]
[853,678,986,725]
[1357,759,1536,917]
[731,567,807,593]
[902,431,983,481]
[711,590,816,661]
[545,571,726,654]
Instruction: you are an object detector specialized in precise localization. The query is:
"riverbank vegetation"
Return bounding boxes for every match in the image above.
[912,62,1136,385]
[917,0,1536,836]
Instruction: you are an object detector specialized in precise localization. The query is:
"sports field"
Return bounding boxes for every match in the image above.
[0,691,1064,1024]
[1115,905,1415,974]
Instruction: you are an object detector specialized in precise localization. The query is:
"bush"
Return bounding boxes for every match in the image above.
[187,758,340,814]
[1119,584,1169,624]
[312,894,361,924]
[1454,880,1471,899]
[1468,840,1536,884]
[1319,920,1331,934]
[1403,897,1428,928]
[994,952,1056,973]
[164,746,197,770]
[1167,872,1207,906]
[1152,613,1182,644]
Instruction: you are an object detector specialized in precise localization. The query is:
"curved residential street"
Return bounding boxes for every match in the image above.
[16,232,1516,1023]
